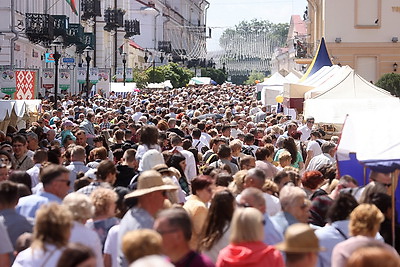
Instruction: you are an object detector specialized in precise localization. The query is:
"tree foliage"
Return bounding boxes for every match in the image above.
[200,68,227,85]
[244,71,265,85]
[134,63,194,88]
[375,73,400,97]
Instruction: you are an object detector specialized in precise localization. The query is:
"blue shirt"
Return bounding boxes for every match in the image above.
[270,211,299,237]
[315,220,349,267]
[264,214,284,245]
[16,191,62,219]
[118,207,154,267]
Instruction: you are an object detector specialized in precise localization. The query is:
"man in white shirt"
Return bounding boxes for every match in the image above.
[298,116,315,142]
[307,142,337,171]
[191,128,208,153]
[169,136,197,181]
[236,168,281,217]
[305,130,324,169]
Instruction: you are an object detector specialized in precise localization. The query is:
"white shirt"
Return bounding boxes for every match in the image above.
[70,221,104,267]
[306,153,336,171]
[131,112,143,122]
[236,192,281,217]
[192,139,207,153]
[298,124,312,142]
[169,146,197,181]
[307,140,323,157]
[26,163,41,188]
[200,132,212,146]
[264,193,281,216]
[13,244,64,267]
[104,224,119,267]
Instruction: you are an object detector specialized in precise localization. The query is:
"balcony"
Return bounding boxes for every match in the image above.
[25,13,54,44]
[294,40,315,64]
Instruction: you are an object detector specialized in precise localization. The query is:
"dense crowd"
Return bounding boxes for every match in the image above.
[0,84,398,267]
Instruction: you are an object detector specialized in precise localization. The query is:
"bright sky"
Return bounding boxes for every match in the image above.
[206,0,307,51]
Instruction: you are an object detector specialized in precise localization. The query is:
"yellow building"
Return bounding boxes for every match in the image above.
[306,0,400,82]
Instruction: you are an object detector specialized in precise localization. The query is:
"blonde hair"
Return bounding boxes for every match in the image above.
[90,188,118,217]
[349,204,384,237]
[228,170,247,196]
[346,246,400,267]
[262,179,279,195]
[122,229,162,264]
[63,192,95,222]
[278,150,292,162]
[230,207,264,243]
[32,203,73,251]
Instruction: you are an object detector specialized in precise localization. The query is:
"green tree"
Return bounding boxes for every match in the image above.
[375,73,400,97]
[244,71,265,85]
[145,67,165,83]
[132,68,148,88]
[200,68,227,85]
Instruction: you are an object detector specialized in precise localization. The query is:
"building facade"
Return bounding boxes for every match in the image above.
[307,0,400,82]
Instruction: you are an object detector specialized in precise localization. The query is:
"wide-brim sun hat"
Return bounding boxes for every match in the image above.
[125,170,179,199]
[275,223,325,253]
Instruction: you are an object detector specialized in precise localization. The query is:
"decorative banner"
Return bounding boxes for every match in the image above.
[116,67,123,82]
[42,68,54,89]
[15,70,36,100]
[126,68,133,82]
[59,69,71,90]
[0,69,16,95]
[89,67,99,84]
[97,68,110,97]
[77,67,86,84]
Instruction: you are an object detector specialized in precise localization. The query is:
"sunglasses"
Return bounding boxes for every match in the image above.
[161,190,167,197]
[238,203,252,208]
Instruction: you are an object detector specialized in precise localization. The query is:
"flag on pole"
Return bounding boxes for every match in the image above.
[66,0,78,15]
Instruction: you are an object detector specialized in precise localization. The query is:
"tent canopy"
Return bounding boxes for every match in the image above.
[110,83,137,93]
[305,66,393,100]
[257,73,288,106]
[189,77,212,85]
[300,37,333,81]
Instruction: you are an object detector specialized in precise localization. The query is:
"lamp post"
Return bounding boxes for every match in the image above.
[122,52,127,86]
[51,36,63,110]
[84,46,93,100]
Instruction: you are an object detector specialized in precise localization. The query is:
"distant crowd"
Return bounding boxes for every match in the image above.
[0,84,398,267]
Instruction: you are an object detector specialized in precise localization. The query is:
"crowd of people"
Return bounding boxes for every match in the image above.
[0,84,399,267]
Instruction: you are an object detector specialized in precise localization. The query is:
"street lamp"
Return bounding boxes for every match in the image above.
[84,46,93,100]
[50,36,63,110]
[122,52,127,86]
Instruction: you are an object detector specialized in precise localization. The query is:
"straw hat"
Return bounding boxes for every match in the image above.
[125,170,179,199]
[275,223,325,253]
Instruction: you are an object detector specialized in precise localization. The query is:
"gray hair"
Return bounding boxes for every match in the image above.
[279,185,306,210]
[62,192,95,221]
[246,168,266,183]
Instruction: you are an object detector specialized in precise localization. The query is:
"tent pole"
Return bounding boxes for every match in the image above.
[363,166,367,185]
[392,172,397,247]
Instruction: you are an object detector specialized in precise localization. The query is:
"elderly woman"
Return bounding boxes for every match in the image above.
[86,188,119,247]
[183,175,213,250]
[13,203,73,267]
[216,207,284,267]
[332,204,398,267]
[271,185,311,237]
[63,192,104,267]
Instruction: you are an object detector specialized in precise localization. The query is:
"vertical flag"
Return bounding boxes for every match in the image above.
[66,0,78,15]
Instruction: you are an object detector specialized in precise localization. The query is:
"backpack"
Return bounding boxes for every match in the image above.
[241,146,255,157]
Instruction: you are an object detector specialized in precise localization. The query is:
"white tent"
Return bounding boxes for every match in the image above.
[109,83,137,97]
[257,72,288,106]
[189,77,211,85]
[337,109,400,162]
[285,72,300,83]
[0,100,41,131]
[303,66,400,124]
